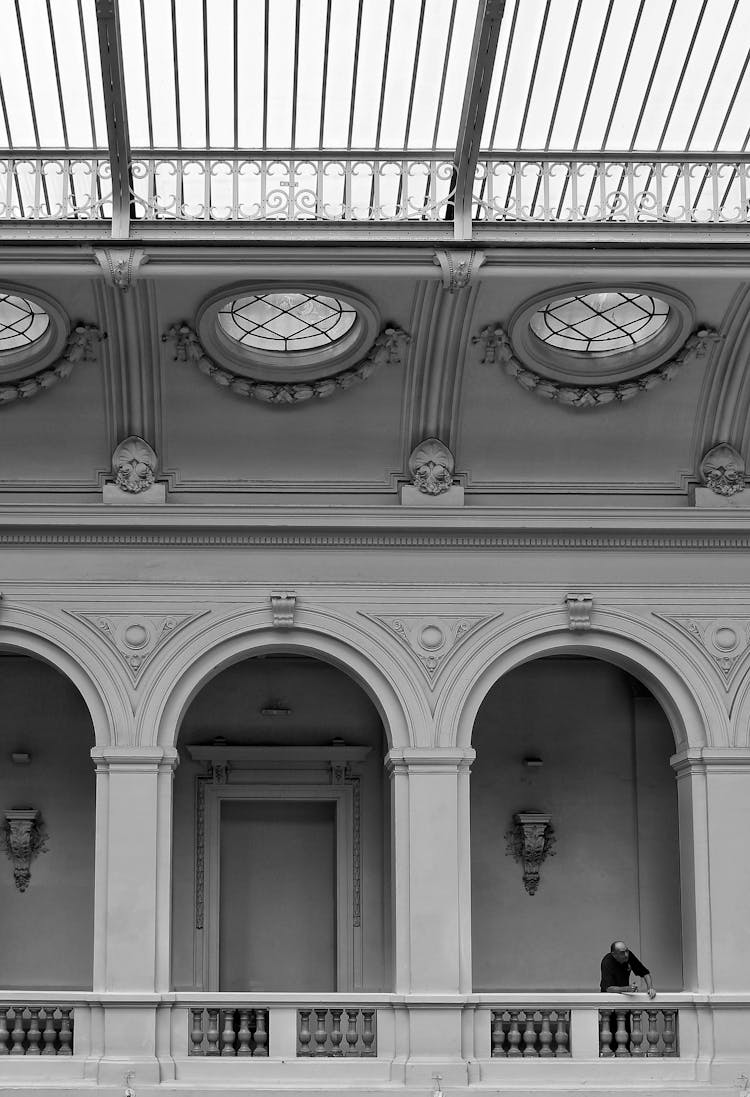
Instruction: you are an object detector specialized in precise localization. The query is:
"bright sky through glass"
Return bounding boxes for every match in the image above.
[0,0,748,153]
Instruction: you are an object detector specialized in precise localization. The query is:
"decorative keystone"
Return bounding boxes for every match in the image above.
[271,591,296,628]
[565,592,593,631]
[104,436,166,504]
[505,812,555,896]
[3,809,47,892]
[433,249,485,292]
[409,438,455,496]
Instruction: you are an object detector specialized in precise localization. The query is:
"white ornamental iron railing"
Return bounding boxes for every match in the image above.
[2,154,747,225]
[0,1005,73,1055]
[297,1007,376,1057]
[473,155,750,225]
[490,1008,570,1057]
[189,1007,269,1056]
[599,1008,678,1057]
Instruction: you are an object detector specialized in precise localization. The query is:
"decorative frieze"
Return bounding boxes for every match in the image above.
[473,324,721,408]
[2,809,47,892]
[505,812,555,896]
[364,613,494,684]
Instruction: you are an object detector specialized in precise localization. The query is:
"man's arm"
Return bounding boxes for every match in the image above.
[628,952,656,998]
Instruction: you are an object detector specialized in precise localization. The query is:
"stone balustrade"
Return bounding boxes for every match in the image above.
[490,1008,570,1057]
[297,1006,376,1057]
[189,1007,269,1056]
[599,1008,678,1057]
[0,1006,73,1055]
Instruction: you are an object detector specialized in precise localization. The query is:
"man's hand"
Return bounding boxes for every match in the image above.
[647,987,656,1000]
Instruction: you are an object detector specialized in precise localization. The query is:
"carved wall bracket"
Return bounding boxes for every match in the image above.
[505,812,555,896]
[271,591,296,628]
[109,435,159,494]
[565,592,593,631]
[699,442,746,497]
[162,323,410,404]
[408,438,456,496]
[433,249,485,292]
[3,809,48,892]
[0,324,104,408]
[472,324,721,408]
[94,247,148,291]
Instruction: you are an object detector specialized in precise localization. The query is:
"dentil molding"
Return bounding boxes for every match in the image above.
[69,611,208,684]
[656,613,750,691]
[0,324,104,407]
[362,613,497,685]
[472,324,721,408]
[162,322,410,405]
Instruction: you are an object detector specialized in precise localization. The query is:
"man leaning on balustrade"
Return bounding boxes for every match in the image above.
[600,941,656,998]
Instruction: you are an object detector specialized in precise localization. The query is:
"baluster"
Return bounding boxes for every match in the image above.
[521,1011,538,1056]
[26,1008,41,1055]
[329,1009,343,1056]
[553,1011,570,1056]
[10,1009,26,1055]
[599,1011,613,1057]
[645,1010,660,1056]
[506,1012,522,1057]
[314,1009,329,1055]
[253,1010,268,1057]
[346,1009,360,1054]
[205,1008,220,1055]
[361,1009,375,1056]
[298,1010,312,1055]
[221,1009,236,1056]
[189,1009,205,1055]
[490,1011,506,1057]
[538,1011,553,1057]
[58,1010,73,1056]
[662,1010,677,1056]
[614,1010,630,1056]
[236,1010,251,1056]
[629,1010,644,1057]
[42,1009,58,1056]
[0,1008,8,1055]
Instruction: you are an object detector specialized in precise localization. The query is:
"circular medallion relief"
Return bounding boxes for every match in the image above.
[0,285,68,382]
[509,284,694,386]
[198,283,380,383]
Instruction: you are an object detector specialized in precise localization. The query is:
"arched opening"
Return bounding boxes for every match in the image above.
[171,652,390,993]
[0,651,96,989]
[470,655,682,992]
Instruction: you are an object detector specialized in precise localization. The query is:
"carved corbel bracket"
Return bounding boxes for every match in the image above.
[271,591,296,628]
[104,435,166,503]
[565,592,593,631]
[94,247,148,291]
[433,249,485,292]
[3,809,47,892]
[505,812,555,896]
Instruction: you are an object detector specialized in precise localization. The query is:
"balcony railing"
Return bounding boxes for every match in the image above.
[0,1005,73,1056]
[2,152,748,227]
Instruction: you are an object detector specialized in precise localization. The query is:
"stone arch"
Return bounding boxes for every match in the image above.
[143,607,426,751]
[0,606,129,747]
[438,607,725,751]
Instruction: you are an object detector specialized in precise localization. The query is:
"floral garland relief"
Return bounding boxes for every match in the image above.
[162,323,410,404]
[0,324,104,406]
[472,324,721,408]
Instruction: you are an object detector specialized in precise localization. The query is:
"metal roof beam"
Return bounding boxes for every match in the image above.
[95,0,131,240]
[452,0,506,241]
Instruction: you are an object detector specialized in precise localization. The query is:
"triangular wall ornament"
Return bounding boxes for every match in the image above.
[362,613,497,685]
[656,614,750,690]
[70,612,208,684]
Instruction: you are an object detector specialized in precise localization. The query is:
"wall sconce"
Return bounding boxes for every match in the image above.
[3,809,48,892]
[505,811,556,896]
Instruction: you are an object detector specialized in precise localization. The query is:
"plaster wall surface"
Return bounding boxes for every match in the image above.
[0,656,95,989]
[471,658,681,991]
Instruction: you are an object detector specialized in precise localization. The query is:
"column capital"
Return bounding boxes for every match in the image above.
[90,746,179,773]
[385,746,476,777]
[671,747,750,776]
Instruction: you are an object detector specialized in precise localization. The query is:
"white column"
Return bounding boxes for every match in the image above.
[91,746,178,1083]
[386,748,474,1083]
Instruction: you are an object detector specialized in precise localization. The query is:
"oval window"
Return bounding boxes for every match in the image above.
[218,291,357,355]
[0,293,50,353]
[529,291,670,357]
